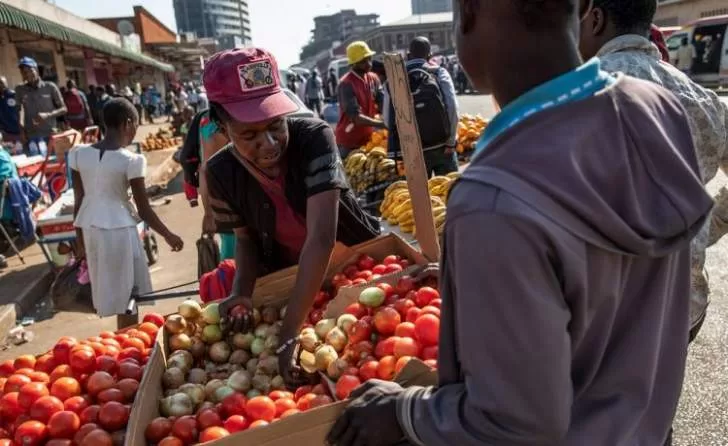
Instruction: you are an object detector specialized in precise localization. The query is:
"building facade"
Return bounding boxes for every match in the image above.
[363,13,455,56]
[655,0,728,26]
[300,9,380,60]
[173,0,252,45]
[411,0,452,15]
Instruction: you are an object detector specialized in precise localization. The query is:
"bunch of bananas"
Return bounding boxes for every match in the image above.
[456,114,488,154]
[428,173,460,201]
[362,129,389,153]
[344,147,398,193]
[379,176,457,236]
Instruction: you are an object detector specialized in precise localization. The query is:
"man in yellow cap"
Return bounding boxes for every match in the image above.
[335,41,385,158]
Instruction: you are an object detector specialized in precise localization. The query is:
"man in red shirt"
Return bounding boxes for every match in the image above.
[335,41,385,158]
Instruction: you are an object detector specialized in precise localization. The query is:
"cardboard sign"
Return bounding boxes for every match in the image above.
[383,54,440,262]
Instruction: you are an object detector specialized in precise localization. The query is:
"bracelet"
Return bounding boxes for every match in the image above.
[275,337,298,355]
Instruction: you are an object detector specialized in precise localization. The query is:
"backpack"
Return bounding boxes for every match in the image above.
[64,90,85,116]
[396,65,451,152]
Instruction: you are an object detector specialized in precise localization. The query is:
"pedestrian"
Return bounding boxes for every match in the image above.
[305,69,324,116]
[649,24,670,63]
[336,41,385,158]
[175,87,189,113]
[16,57,67,154]
[86,84,98,124]
[0,76,21,144]
[165,88,176,121]
[70,98,183,330]
[131,85,144,125]
[286,74,297,95]
[201,48,380,385]
[383,36,459,177]
[93,86,110,134]
[188,86,199,113]
[196,87,209,112]
[326,67,338,99]
[579,1,728,442]
[63,80,93,131]
[327,1,714,445]
[143,86,156,124]
[676,37,696,74]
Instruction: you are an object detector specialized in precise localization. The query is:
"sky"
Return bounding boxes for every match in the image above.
[52,0,412,67]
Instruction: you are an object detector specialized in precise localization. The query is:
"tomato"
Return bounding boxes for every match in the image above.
[63,396,90,414]
[137,322,160,340]
[377,356,397,380]
[0,377,6,393]
[0,392,23,420]
[172,415,199,444]
[142,312,165,327]
[117,348,143,364]
[399,259,411,268]
[158,436,184,446]
[18,382,50,409]
[413,313,440,346]
[335,375,362,400]
[311,384,327,395]
[355,270,373,281]
[395,356,413,374]
[197,408,222,430]
[50,377,81,401]
[429,298,441,309]
[421,344,439,360]
[97,388,125,404]
[69,349,96,375]
[98,401,129,431]
[90,356,115,376]
[46,439,73,446]
[33,355,56,374]
[420,306,440,318]
[14,368,35,378]
[0,440,11,446]
[121,337,146,352]
[342,302,368,319]
[116,378,139,402]
[384,263,403,274]
[281,408,301,418]
[393,337,421,358]
[249,420,269,429]
[29,395,64,423]
[347,319,373,344]
[358,360,379,381]
[78,428,113,446]
[223,414,249,432]
[394,322,417,338]
[268,390,294,401]
[274,398,296,417]
[293,385,312,402]
[307,308,325,325]
[99,331,115,339]
[414,286,439,307]
[356,254,376,271]
[246,396,276,422]
[382,255,400,265]
[295,393,317,411]
[312,291,331,309]
[14,420,48,446]
[343,367,360,377]
[28,371,50,384]
[117,362,143,382]
[79,405,100,425]
[374,306,401,336]
[405,307,423,324]
[48,365,73,384]
[4,374,31,393]
[0,360,15,377]
[374,337,398,359]
[73,423,99,445]
[86,372,116,398]
[145,417,173,443]
[220,393,247,418]
[309,395,333,409]
[47,410,80,439]
[351,278,367,286]
[52,339,77,365]
[343,265,360,280]
[199,426,229,442]
[395,276,416,297]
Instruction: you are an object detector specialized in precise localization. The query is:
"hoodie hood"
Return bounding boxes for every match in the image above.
[467,75,713,257]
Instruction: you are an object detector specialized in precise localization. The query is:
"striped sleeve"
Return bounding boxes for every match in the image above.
[304,125,349,197]
[205,168,245,232]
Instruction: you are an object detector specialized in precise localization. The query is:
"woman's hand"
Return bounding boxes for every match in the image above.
[278,342,317,390]
[165,233,184,252]
[219,295,254,334]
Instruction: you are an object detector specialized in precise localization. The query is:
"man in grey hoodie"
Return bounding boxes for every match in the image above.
[327,0,714,445]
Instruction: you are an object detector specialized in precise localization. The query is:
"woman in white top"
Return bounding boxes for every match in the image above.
[70,98,184,329]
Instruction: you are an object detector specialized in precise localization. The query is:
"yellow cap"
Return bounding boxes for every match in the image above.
[347,41,376,65]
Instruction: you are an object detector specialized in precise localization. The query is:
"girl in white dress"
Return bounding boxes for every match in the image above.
[70,98,184,329]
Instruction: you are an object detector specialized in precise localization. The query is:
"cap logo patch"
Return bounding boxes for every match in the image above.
[238,60,275,92]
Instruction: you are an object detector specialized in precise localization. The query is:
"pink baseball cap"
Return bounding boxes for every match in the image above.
[203,47,298,123]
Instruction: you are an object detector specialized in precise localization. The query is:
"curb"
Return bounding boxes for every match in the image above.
[0,270,54,338]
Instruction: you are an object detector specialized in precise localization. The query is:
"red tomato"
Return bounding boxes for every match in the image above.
[358,360,379,381]
[405,307,423,324]
[0,360,15,378]
[50,377,81,401]
[377,356,397,380]
[72,423,99,445]
[197,408,222,430]
[99,331,115,339]
[347,319,373,344]
[349,340,375,362]
[172,415,199,444]
[343,367,360,378]
[117,348,143,364]
[309,395,333,409]
[394,337,421,358]
[18,382,49,409]
[384,264,403,274]
[421,345,439,361]
[78,429,113,446]
[0,377,6,393]
[382,255,401,265]
[199,426,230,442]
[399,259,411,268]
[308,308,325,325]
[223,414,249,433]
[100,338,121,348]
[274,398,296,417]
[33,355,56,374]
[374,307,401,336]
[395,356,413,374]
[249,420,269,429]
[351,278,367,286]
[52,338,77,365]
[117,362,143,382]
[121,337,146,352]
[414,314,440,347]
[47,410,80,439]
[158,436,184,446]
[372,263,388,275]
[14,420,48,446]
[98,402,129,431]
[145,417,173,443]
[79,405,100,425]
[69,349,95,375]
[354,270,373,281]
[116,378,139,402]
[97,388,125,404]
[48,365,73,384]
[311,384,327,395]
[293,385,312,402]
[4,374,31,393]
[394,322,417,338]
[357,254,376,271]
[137,322,160,339]
[0,392,24,420]
[246,396,276,422]
[391,297,415,318]
[14,367,35,377]
[86,342,107,357]
[295,393,317,411]
[312,291,331,308]
[335,375,362,400]
[395,276,416,297]
[87,372,116,398]
[28,371,49,384]
[374,337,398,359]
[93,356,118,376]
[429,298,442,309]
[342,302,368,319]
[414,287,439,308]
[220,393,247,418]
[343,265,360,280]
[280,408,301,418]
[29,395,63,423]
[142,312,165,327]
[46,439,73,446]
[268,390,294,401]
[63,396,90,414]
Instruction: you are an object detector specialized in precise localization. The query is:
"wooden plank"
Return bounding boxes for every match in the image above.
[382,53,440,262]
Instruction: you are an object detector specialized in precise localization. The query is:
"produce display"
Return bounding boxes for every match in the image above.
[0,314,163,446]
[379,174,460,235]
[455,114,488,155]
[360,129,388,153]
[343,148,398,194]
[140,127,183,152]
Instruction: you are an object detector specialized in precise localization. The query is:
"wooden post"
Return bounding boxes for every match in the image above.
[383,53,440,262]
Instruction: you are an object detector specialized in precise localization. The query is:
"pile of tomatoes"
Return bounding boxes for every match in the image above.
[0,313,164,446]
[145,384,336,445]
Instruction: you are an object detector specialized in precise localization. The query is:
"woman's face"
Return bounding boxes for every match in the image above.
[222,117,289,170]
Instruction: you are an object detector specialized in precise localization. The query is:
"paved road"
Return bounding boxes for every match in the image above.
[1,94,726,445]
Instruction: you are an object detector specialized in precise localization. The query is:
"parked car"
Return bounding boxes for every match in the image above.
[664,15,728,88]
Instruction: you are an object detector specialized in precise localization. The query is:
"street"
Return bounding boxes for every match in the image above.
[1,94,727,445]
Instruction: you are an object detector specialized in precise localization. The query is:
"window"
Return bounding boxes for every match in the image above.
[666,33,686,51]
[701,8,728,18]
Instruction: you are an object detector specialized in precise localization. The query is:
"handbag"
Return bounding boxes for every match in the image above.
[197,233,220,279]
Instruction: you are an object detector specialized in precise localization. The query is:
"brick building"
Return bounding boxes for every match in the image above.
[655,0,728,26]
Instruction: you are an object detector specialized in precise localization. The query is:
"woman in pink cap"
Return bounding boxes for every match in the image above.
[203,47,380,386]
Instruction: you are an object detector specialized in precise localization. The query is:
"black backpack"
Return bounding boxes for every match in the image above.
[389,65,451,157]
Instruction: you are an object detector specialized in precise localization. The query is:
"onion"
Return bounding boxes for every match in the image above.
[252,308,261,326]
[314,345,338,371]
[299,350,317,374]
[202,325,223,344]
[168,350,194,372]
[209,341,231,363]
[315,319,337,339]
[299,328,320,353]
[254,324,271,338]
[188,368,208,385]
[227,370,252,392]
[204,361,217,374]
[160,393,194,417]
[247,389,262,399]
[266,323,282,337]
[169,333,193,352]
[183,322,197,337]
[256,356,278,376]
[190,338,206,359]
[258,350,271,360]
[179,300,202,320]
[279,306,287,320]
[326,358,349,380]
[325,327,348,352]
[165,315,187,334]
[229,349,251,365]
[214,385,235,403]
[246,358,259,375]
[261,306,278,324]
[252,373,272,393]
[177,383,205,406]
[204,379,225,401]
[232,333,255,350]
[337,314,358,333]
[271,375,285,390]
[250,338,265,356]
[201,303,221,324]
[264,335,279,353]
[163,367,185,389]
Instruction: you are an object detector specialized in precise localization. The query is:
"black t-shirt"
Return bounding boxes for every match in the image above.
[206,117,380,273]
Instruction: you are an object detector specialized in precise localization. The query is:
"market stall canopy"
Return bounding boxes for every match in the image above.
[0,2,174,72]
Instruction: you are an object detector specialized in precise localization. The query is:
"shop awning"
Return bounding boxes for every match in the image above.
[0,2,174,72]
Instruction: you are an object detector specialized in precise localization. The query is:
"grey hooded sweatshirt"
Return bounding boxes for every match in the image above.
[397,76,714,445]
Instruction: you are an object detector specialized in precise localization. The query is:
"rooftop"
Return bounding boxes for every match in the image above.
[384,12,453,27]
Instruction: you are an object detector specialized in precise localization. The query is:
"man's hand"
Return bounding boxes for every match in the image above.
[277,342,317,390]
[219,295,254,334]
[444,145,456,155]
[202,214,217,235]
[164,233,184,252]
[327,380,406,446]
[414,262,440,283]
[33,112,51,124]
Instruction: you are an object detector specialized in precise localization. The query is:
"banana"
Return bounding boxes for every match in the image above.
[432,206,447,218]
[387,215,399,225]
[446,172,461,180]
[400,223,414,234]
[434,212,447,226]
[391,199,412,216]
[384,180,407,195]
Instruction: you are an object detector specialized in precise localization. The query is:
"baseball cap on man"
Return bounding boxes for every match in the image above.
[203,47,298,124]
[18,57,38,69]
[347,41,375,65]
